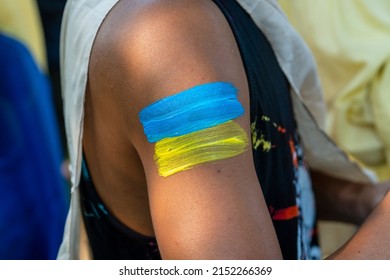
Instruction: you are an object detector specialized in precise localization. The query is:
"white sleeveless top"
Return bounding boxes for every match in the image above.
[58,0,375,259]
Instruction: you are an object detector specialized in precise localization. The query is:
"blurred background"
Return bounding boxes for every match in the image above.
[0,0,68,259]
[279,0,390,257]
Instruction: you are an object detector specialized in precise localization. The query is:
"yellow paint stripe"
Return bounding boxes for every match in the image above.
[155,121,248,177]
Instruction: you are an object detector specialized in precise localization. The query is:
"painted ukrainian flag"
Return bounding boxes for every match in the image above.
[139,82,249,177]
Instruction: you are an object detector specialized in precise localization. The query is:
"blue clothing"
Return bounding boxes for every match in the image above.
[0,34,68,259]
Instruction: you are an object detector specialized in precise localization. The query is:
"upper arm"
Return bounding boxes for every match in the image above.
[90,0,282,259]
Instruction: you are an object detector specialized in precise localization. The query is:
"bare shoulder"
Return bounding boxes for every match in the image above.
[88,0,249,143]
[102,0,227,49]
[90,0,244,104]
[92,0,229,65]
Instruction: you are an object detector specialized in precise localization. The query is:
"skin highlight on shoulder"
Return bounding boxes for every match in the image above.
[95,0,241,103]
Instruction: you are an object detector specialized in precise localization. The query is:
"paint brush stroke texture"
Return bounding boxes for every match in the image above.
[139,82,249,177]
[155,121,248,177]
[139,82,244,143]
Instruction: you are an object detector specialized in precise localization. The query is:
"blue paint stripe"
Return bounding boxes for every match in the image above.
[139,82,244,143]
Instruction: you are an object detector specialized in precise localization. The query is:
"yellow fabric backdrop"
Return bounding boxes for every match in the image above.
[279,0,390,257]
[0,0,47,71]
[280,0,390,181]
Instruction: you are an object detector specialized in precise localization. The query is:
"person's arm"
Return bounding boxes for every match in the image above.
[91,0,282,259]
[328,191,390,259]
[311,170,390,225]
[311,170,390,259]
